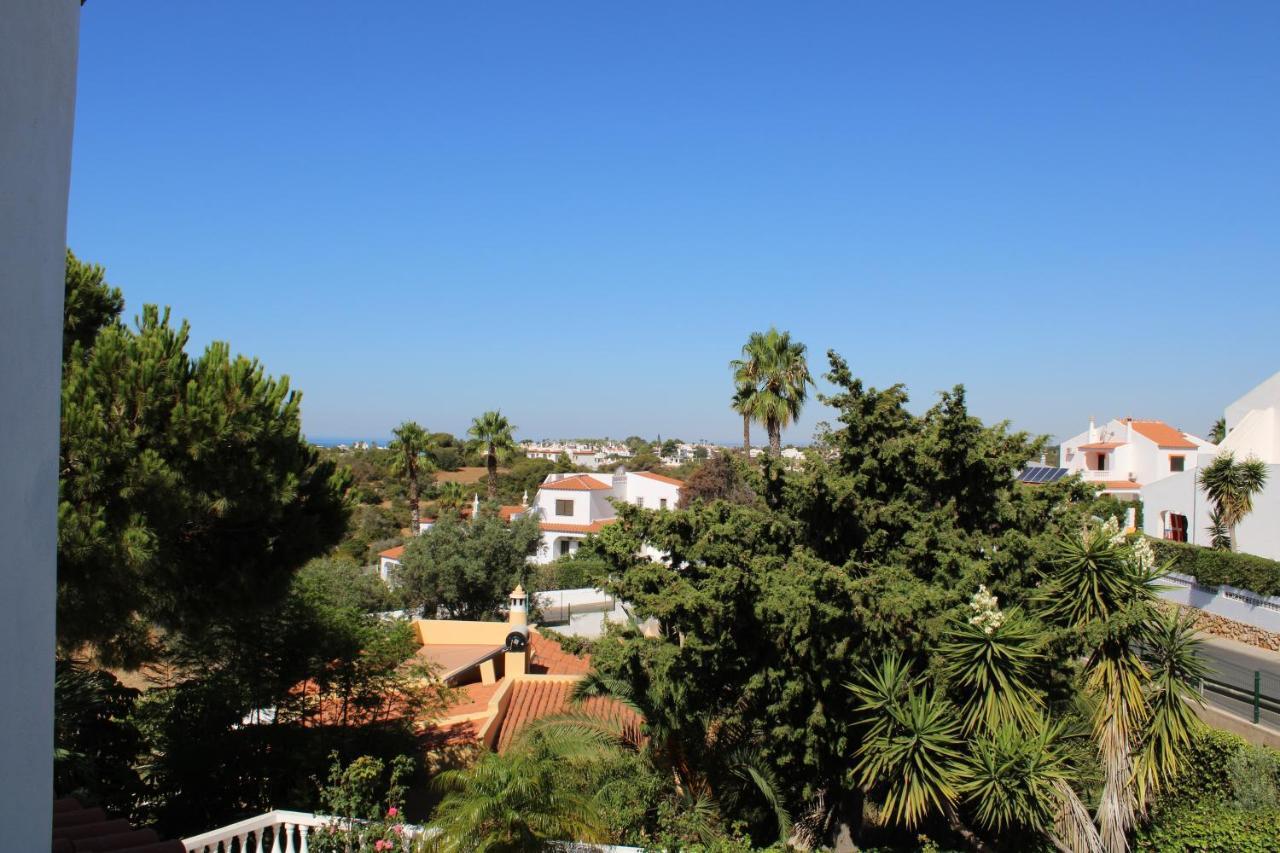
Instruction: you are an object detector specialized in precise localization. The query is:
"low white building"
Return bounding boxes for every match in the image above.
[1143,370,1280,558]
[530,469,683,563]
[1058,417,1215,500]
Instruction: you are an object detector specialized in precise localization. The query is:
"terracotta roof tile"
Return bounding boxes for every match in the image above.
[495,680,642,753]
[633,471,685,487]
[1096,480,1142,490]
[1123,418,1198,449]
[540,475,611,491]
[379,545,405,559]
[529,632,592,675]
[1079,441,1125,450]
[539,519,616,534]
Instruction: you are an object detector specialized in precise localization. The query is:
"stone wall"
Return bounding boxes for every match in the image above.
[1161,601,1280,651]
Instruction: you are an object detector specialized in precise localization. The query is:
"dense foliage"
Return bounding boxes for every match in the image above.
[580,350,1193,850]
[1150,537,1280,596]
[58,252,350,665]
[1137,729,1280,851]
[396,511,541,619]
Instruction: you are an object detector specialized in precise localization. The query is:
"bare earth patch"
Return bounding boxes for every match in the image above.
[434,466,507,484]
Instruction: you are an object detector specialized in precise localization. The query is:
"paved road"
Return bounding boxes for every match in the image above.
[1194,634,1280,729]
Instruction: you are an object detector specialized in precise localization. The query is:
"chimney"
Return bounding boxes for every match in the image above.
[612,465,627,497]
[504,585,529,677]
[1088,416,1098,443]
[1125,419,1133,442]
[521,489,529,508]
[472,493,480,519]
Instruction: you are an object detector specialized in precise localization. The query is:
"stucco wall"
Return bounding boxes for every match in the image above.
[1143,466,1280,560]
[0,1,80,846]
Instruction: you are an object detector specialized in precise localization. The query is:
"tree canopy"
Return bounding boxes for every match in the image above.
[396,511,541,619]
[58,254,350,665]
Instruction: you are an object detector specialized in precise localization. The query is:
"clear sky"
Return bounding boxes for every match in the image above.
[67,2,1280,445]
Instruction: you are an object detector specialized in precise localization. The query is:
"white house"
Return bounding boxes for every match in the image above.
[529,469,683,563]
[1058,417,1215,500]
[1143,371,1280,558]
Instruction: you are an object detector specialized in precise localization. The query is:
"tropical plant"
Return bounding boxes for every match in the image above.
[436,481,467,516]
[430,725,612,851]
[540,669,793,845]
[389,421,432,532]
[1198,452,1268,551]
[1208,417,1228,445]
[469,411,517,500]
[730,327,813,456]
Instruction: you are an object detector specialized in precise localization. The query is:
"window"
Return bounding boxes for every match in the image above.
[1092,453,1108,471]
[636,496,645,508]
[1170,456,1185,473]
[555,499,573,517]
[660,498,668,510]
[1165,512,1188,543]
[559,540,571,556]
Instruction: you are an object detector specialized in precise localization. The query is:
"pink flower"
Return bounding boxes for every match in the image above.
[374,841,391,851]
[386,807,398,817]
[393,825,404,835]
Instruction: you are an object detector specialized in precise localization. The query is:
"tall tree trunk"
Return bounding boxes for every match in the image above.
[487,444,498,500]
[743,414,751,455]
[408,461,420,531]
[769,419,782,456]
[1230,523,1238,553]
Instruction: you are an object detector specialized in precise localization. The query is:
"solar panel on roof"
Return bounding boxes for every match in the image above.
[1017,466,1069,484]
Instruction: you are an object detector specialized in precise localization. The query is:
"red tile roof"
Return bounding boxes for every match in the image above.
[1124,418,1198,449]
[539,519,616,534]
[1079,441,1125,450]
[499,505,526,522]
[529,632,593,675]
[53,798,183,853]
[495,679,642,753]
[633,470,685,487]
[1096,480,1142,490]
[540,474,611,491]
[379,545,405,559]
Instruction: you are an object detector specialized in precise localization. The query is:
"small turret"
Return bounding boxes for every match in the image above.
[504,584,530,676]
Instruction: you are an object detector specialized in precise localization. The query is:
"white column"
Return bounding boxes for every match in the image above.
[0,2,80,850]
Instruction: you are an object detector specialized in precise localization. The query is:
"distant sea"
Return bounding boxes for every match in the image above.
[307,437,392,448]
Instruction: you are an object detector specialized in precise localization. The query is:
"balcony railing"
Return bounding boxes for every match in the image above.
[183,810,431,853]
[1078,469,1134,482]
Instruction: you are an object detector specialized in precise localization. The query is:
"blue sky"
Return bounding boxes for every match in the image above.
[68,3,1280,445]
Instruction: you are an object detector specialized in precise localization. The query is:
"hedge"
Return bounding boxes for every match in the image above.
[1137,729,1280,851]
[1150,538,1280,598]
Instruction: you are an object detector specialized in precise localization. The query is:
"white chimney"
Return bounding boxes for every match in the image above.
[472,493,480,519]
[1088,416,1098,443]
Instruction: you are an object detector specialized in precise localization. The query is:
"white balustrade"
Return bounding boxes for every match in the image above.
[185,811,434,853]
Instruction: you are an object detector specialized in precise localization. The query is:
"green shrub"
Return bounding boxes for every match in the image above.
[1150,538,1280,597]
[1139,729,1280,850]
[1137,800,1280,852]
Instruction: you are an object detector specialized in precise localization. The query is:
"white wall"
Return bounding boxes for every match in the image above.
[1226,370,1280,431]
[1160,572,1280,634]
[623,473,681,510]
[1143,464,1280,561]
[0,0,80,845]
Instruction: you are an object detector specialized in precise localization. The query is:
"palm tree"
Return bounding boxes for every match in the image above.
[1208,417,1227,444]
[430,725,612,851]
[436,481,467,516]
[730,328,813,456]
[533,671,792,845]
[468,411,517,501]
[1198,452,1268,551]
[731,383,755,455]
[389,421,432,531]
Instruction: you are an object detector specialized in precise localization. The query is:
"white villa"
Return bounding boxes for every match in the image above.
[522,442,633,470]
[529,469,683,563]
[1058,417,1215,500]
[1143,370,1280,558]
[378,470,683,577]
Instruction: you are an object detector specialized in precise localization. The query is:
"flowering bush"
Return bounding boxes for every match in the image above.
[310,753,425,853]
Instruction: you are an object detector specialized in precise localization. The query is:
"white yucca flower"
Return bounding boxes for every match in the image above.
[967,584,1005,635]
